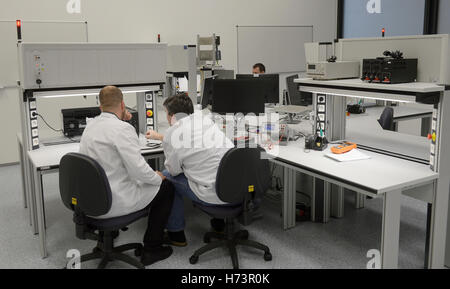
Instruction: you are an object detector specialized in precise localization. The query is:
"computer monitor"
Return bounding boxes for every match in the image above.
[201,70,235,109]
[201,77,215,109]
[236,74,280,104]
[286,74,312,106]
[211,79,265,115]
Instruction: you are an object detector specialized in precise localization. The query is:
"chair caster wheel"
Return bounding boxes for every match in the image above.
[203,235,211,243]
[134,247,142,257]
[264,252,272,261]
[189,255,199,264]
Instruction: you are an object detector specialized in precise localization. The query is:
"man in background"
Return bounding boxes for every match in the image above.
[252,63,266,74]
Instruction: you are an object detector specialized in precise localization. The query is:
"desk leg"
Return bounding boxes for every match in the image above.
[28,158,38,235]
[380,190,401,269]
[428,179,449,268]
[331,185,344,218]
[355,192,365,209]
[33,166,47,258]
[424,203,432,269]
[312,179,330,223]
[283,167,296,230]
[17,140,27,209]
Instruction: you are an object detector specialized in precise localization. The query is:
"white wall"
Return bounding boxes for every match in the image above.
[0,0,337,164]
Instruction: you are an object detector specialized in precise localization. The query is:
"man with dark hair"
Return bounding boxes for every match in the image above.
[252,63,266,74]
[80,86,175,266]
[147,93,234,246]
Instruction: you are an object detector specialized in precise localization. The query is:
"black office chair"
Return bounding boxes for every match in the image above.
[189,147,272,269]
[378,107,395,131]
[59,153,147,269]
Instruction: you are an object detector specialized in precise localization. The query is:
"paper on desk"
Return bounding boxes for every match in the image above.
[325,149,371,162]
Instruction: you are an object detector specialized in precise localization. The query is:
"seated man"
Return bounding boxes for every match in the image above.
[252,63,266,74]
[79,86,174,266]
[146,93,234,246]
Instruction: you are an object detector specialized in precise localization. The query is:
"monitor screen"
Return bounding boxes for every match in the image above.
[211,79,265,115]
[286,74,312,106]
[236,74,280,104]
[201,70,236,109]
[201,77,214,109]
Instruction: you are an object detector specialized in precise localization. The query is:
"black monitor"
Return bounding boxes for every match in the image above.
[211,79,265,115]
[236,74,280,104]
[201,77,214,109]
[286,74,312,106]
[201,70,235,109]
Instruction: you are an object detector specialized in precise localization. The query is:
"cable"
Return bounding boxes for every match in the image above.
[35,112,63,133]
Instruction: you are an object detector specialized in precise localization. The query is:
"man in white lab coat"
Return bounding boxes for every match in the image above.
[146,93,234,246]
[79,86,175,266]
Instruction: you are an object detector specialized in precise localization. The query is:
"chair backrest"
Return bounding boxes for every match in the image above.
[378,107,394,131]
[59,153,112,217]
[215,147,271,204]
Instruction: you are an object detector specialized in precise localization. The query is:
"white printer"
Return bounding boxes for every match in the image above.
[306,61,360,80]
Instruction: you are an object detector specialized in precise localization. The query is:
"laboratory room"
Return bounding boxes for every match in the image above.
[0,0,449,278]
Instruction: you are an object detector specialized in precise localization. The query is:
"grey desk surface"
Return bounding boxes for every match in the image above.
[27,134,163,169]
[267,140,437,195]
[267,105,435,194]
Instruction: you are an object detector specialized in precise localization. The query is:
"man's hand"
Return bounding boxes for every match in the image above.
[156,171,166,180]
[146,130,164,141]
[123,109,133,121]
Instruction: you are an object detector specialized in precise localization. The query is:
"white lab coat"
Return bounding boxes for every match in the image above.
[79,112,162,219]
[163,111,234,205]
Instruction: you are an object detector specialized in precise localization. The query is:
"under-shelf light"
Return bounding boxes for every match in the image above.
[306,90,415,104]
[35,89,151,99]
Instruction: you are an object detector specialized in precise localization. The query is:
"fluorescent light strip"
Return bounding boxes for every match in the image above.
[36,89,149,99]
[307,90,414,103]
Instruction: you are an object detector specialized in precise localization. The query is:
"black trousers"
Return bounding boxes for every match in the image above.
[143,179,175,249]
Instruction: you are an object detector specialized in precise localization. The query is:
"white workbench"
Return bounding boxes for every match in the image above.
[275,78,447,269]
[266,136,437,269]
[268,141,437,194]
